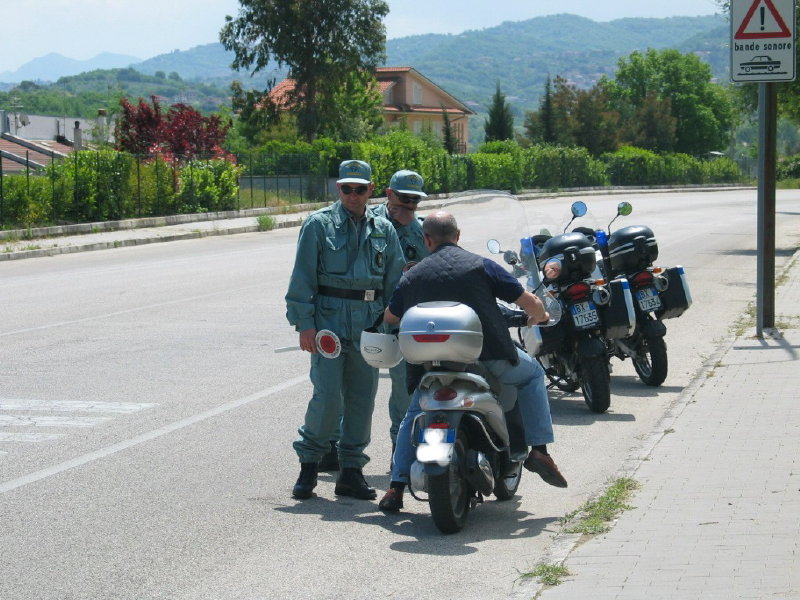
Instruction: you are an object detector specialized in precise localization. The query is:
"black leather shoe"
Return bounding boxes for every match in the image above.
[318,441,340,472]
[334,467,377,500]
[292,462,318,499]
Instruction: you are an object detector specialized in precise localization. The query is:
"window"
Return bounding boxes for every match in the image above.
[412,83,423,105]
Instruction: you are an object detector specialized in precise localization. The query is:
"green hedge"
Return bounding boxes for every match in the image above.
[600,146,740,186]
[1,138,743,229]
[0,151,243,228]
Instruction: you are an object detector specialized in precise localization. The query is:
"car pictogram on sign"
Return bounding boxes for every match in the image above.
[741,55,782,72]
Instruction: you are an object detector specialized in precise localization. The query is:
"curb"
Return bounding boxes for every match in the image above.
[0,218,305,262]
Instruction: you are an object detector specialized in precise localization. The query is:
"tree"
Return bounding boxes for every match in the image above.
[524,75,555,144]
[625,91,677,152]
[550,75,577,146]
[484,82,515,142]
[115,96,230,158]
[220,0,389,142]
[441,105,458,154]
[317,69,383,142]
[573,84,620,156]
[606,48,734,155]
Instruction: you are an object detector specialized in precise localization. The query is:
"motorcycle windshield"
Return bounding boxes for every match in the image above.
[437,189,530,285]
[433,190,561,326]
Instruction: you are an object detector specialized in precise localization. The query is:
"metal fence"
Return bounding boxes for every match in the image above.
[0,151,331,229]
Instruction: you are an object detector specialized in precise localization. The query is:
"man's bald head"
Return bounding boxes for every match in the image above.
[423,211,460,247]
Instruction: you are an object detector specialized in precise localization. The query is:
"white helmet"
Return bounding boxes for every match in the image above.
[360,330,402,368]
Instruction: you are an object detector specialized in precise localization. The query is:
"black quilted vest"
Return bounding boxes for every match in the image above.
[399,244,518,363]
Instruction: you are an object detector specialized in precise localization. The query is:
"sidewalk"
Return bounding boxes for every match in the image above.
[528,249,800,599]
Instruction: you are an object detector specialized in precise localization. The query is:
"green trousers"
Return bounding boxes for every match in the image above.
[293,340,378,468]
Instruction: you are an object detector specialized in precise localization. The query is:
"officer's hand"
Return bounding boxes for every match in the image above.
[299,329,317,353]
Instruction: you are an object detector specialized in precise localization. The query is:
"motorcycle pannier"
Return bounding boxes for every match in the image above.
[398,301,484,364]
[601,278,636,339]
[608,225,658,273]
[538,232,596,283]
[656,266,692,319]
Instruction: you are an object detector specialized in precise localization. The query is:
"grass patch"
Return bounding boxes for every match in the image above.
[732,301,757,336]
[257,215,276,231]
[776,178,800,189]
[562,477,639,535]
[237,190,321,209]
[518,563,571,587]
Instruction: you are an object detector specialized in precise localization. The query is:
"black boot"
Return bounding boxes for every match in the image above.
[292,462,318,499]
[334,467,377,500]
[318,440,340,472]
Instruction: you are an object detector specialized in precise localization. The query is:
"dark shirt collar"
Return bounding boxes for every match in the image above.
[432,242,458,253]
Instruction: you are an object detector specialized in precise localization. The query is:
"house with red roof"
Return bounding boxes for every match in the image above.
[270,67,474,152]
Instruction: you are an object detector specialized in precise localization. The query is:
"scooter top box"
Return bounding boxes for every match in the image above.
[608,225,658,273]
[398,301,483,364]
[537,232,597,282]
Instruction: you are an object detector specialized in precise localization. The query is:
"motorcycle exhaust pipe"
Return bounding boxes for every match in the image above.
[654,274,669,292]
[464,449,494,495]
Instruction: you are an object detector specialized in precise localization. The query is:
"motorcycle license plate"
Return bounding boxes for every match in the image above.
[570,301,599,329]
[636,287,662,311]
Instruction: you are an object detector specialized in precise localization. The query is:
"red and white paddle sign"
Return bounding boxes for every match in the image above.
[731,0,795,82]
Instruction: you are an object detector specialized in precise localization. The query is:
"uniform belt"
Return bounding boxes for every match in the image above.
[318,285,381,301]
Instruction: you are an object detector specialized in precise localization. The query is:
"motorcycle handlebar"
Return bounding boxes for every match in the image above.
[497,303,529,328]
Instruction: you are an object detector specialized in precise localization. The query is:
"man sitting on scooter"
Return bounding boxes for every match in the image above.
[378,210,568,513]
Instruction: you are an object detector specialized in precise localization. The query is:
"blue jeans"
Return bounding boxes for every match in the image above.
[390,347,554,483]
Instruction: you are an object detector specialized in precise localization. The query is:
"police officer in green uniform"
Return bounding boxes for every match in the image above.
[369,170,429,452]
[286,160,405,500]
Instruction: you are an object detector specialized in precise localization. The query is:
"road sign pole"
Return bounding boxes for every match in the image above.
[756,81,777,337]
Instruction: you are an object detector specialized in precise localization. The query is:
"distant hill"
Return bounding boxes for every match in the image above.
[0,13,730,138]
[383,14,729,114]
[0,51,141,83]
[133,43,286,89]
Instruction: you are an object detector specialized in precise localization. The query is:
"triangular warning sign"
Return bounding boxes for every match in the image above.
[735,0,792,39]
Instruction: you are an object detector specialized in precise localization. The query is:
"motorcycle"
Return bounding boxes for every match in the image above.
[589,202,693,386]
[493,201,635,414]
[392,190,560,533]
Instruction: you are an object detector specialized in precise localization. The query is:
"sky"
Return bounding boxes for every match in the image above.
[0,0,721,74]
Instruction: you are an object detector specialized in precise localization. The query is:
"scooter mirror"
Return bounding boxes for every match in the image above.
[487,239,501,254]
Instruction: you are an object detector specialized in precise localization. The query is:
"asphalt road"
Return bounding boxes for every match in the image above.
[1,189,799,600]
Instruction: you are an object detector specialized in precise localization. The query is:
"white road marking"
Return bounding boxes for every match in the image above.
[0,399,157,414]
[0,375,307,494]
[0,433,63,442]
[0,415,111,427]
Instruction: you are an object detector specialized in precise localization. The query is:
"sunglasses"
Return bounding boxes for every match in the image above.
[396,194,421,204]
[341,184,369,196]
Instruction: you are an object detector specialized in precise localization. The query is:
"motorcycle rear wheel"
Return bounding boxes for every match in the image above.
[579,355,611,413]
[493,461,523,501]
[428,428,471,534]
[632,335,668,386]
